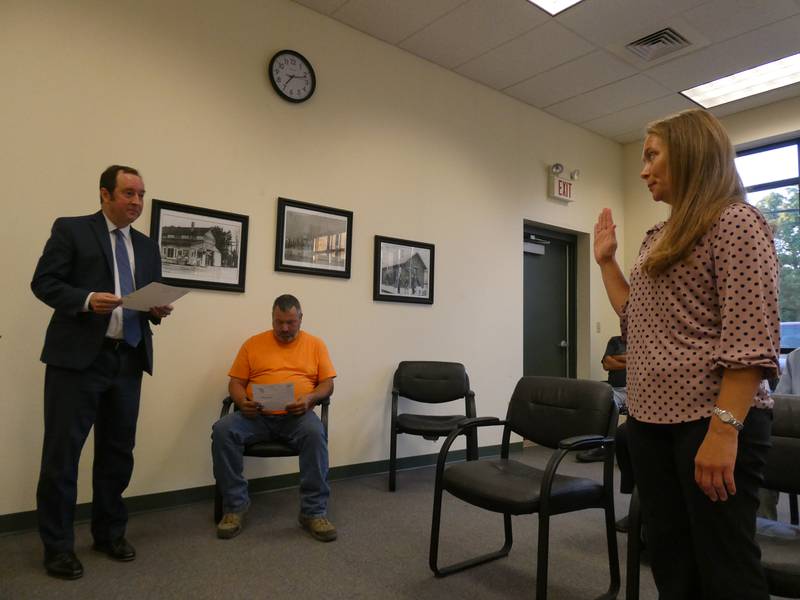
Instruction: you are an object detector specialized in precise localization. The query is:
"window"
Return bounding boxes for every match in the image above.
[736,138,800,349]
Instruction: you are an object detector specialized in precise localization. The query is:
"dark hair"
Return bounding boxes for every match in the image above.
[99,165,140,204]
[272,294,302,314]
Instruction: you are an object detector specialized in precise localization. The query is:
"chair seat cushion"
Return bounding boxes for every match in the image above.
[244,440,297,457]
[756,517,800,597]
[443,459,605,516]
[396,413,465,437]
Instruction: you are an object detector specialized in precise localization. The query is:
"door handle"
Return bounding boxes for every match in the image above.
[559,340,568,348]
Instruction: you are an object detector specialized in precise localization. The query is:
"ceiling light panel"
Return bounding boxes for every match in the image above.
[526,0,585,16]
[682,52,800,109]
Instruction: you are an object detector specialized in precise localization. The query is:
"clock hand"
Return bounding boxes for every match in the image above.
[282,75,295,91]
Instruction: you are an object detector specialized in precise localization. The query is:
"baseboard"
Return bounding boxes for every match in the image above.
[0,442,520,536]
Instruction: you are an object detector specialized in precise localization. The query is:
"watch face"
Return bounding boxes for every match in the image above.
[269,50,316,103]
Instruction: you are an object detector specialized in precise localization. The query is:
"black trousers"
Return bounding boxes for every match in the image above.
[615,420,634,494]
[627,409,772,600]
[37,342,143,554]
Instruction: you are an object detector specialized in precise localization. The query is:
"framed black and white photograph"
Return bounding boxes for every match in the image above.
[373,236,434,304]
[150,199,248,292]
[275,197,353,278]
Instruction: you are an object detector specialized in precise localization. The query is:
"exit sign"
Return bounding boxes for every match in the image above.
[549,175,575,202]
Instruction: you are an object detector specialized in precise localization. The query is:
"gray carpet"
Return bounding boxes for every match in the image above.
[5,445,787,599]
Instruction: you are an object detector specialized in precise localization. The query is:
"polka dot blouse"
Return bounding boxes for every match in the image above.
[621,202,779,424]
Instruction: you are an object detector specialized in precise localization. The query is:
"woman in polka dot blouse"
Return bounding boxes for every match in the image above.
[594,109,779,600]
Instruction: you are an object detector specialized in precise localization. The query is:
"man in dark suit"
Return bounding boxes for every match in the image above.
[31,165,172,579]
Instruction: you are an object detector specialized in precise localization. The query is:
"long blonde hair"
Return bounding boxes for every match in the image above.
[642,109,745,276]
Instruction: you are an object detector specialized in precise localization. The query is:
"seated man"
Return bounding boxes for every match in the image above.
[211,294,337,542]
[758,346,800,519]
[577,335,627,463]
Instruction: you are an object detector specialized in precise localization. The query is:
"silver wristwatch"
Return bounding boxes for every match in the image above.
[712,407,744,431]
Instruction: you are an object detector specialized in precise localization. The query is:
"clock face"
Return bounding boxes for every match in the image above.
[269,50,316,103]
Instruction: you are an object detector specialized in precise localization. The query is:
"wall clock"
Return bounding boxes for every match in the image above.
[268,49,316,103]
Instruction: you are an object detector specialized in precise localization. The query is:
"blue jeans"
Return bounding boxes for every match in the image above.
[211,411,330,517]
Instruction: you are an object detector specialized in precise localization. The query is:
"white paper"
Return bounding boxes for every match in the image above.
[122,282,190,311]
[252,383,294,412]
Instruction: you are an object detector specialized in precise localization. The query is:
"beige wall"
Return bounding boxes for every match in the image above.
[622,96,800,270]
[0,0,625,516]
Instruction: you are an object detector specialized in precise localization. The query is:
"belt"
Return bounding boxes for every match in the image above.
[102,337,134,351]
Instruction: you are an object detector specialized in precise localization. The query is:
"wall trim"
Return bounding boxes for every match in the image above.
[0,443,520,535]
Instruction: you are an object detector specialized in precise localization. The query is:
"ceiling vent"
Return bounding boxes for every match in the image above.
[625,28,691,62]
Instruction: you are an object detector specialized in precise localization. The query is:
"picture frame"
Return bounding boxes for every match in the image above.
[149,199,248,293]
[373,236,435,304]
[275,197,353,278]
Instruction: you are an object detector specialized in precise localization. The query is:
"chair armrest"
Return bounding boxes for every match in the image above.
[456,416,501,428]
[220,396,235,418]
[316,395,330,432]
[433,416,504,492]
[539,434,616,511]
[435,417,503,468]
[558,434,614,451]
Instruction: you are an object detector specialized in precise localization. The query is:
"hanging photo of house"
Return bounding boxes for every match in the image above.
[373,236,434,304]
[150,200,248,292]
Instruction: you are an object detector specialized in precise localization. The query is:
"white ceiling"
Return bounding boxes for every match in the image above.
[293,0,800,143]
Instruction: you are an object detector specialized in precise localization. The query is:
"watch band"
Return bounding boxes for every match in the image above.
[712,407,744,431]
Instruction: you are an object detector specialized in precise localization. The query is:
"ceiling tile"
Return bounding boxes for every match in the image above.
[646,14,800,90]
[292,0,349,15]
[546,75,671,123]
[682,0,800,43]
[578,94,696,138]
[555,0,706,48]
[505,50,637,107]
[455,20,594,90]
[399,0,549,69]
[612,128,649,144]
[331,0,467,45]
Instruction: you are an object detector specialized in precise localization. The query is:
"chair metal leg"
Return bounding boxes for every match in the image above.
[466,429,479,461]
[429,485,513,577]
[601,501,621,600]
[214,483,223,524]
[389,430,397,491]
[625,488,642,600]
[536,513,551,599]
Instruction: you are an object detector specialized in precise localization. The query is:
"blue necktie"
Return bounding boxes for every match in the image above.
[114,229,141,348]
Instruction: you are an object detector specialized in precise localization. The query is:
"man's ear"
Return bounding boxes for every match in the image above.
[100,187,111,204]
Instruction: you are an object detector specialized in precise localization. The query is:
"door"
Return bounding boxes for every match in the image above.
[523,226,576,377]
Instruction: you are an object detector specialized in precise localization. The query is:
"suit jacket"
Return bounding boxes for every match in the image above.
[31,210,162,374]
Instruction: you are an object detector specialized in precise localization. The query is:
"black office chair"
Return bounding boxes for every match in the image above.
[213,395,329,523]
[757,394,800,598]
[389,361,478,491]
[626,393,800,599]
[429,376,620,600]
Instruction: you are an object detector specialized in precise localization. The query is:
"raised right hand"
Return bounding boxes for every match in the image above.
[594,208,618,266]
[89,292,123,314]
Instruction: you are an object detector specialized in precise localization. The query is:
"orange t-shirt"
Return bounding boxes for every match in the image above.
[228,330,336,413]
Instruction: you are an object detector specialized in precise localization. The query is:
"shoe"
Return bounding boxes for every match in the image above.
[92,537,136,561]
[298,514,337,542]
[44,551,83,580]
[217,511,246,539]
[576,446,608,463]
[615,515,629,533]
